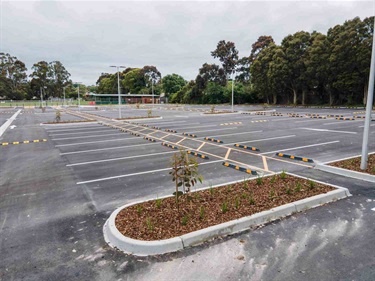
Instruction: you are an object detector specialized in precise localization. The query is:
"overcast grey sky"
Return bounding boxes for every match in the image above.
[1,0,374,85]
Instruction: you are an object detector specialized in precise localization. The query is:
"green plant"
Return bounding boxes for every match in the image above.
[209,183,214,196]
[270,175,276,184]
[235,197,240,209]
[169,149,203,210]
[199,206,205,220]
[210,105,215,113]
[269,188,275,199]
[221,201,228,213]
[227,185,232,192]
[280,170,287,180]
[256,176,263,185]
[181,215,188,225]
[286,186,292,195]
[147,109,152,118]
[136,205,143,215]
[146,217,153,231]
[155,198,162,208]
[241,192,248,199]
[308,180,316,190]
[55,110,61,122]
[242,178,249,190]
[295,182,302,192]
[248,196,255,205]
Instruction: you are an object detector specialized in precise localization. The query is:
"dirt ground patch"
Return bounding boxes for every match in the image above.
[115,174,335,241]
[330,154,375,175]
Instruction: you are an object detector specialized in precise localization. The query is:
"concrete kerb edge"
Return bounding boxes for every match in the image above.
[113,116,163,122]
[315,164,375,183]
[103,174,350,256]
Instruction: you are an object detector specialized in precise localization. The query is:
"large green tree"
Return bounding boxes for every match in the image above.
[0,53,28,99]
[162,74,186,97]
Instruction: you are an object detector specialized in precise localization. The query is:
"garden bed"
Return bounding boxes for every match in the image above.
[203,111,238,114]
[115,173,335,241]
[329,154,375,176]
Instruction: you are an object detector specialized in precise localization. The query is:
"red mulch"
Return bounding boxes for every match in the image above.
[115,174,335,241]
[330,154,375,175]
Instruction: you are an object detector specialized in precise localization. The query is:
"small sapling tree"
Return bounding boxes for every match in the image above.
[169,149,203,210]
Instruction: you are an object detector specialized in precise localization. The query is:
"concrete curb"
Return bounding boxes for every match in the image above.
[103,179,350,256]
[315,163,375,183]
[0,110,21,137]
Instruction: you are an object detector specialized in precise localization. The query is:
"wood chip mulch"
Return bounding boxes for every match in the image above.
[115,174,335,241]
[329,154,375,175]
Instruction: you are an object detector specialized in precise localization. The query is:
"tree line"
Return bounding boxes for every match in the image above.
[1,16,373,106]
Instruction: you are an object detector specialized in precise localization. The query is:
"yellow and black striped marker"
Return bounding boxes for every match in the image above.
[130,132,140,137]
[251,120,268,123]
[222,162,257,175]
[310,116,326,119]
[220,122,242,126]
[275,152,314,163]
[165,129,177,133]
[151,126,161,130]
[182,133,197,138]
[234,144,259,151]
[354,116,366,119]
[327,114,343,118]
[2,139,47,146]
[187,150,209,159]
[161,142,179,150]
[335,117,355,121]
[143,136,157,142]
[204,137,223,143]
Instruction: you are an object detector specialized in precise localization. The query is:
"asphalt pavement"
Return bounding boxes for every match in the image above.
[0,104,374,281]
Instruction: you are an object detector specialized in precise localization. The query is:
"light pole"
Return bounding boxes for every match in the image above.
[63,86,66,106]
[231,72,235,112]
[110,65,126,119]
[360,17,375,170]
[152,80,154,108]
[75,82,82,111]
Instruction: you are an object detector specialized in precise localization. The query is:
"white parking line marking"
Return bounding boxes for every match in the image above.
[76,160,223,185]
[45,125,102,132]
[323,120,362,125]
[192,127,238,134]
[60,143,158,155]
[260,140,340,155]
[371,207,375,211]
[209,130,263,138]
[138,120,187,125]
[49,129,113,136]
[300,128,357,134]
[52,133,123,141]
[67,151,176,166]
[224,135,296,146]
[358,124,375,128]
[174,124,218,130]
[55,137,135,147]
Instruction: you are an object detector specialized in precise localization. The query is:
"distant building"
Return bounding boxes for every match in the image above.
[86,93,160,105]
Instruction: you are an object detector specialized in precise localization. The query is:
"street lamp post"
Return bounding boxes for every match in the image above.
[63,86,66,106]
[152,80,154,108]
[231,72,235,112]
[360,17,375,170]
[110,65,126,119]
[75,82,82,111]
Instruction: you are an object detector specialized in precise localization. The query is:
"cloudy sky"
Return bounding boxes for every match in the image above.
[1,0,374,85]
